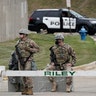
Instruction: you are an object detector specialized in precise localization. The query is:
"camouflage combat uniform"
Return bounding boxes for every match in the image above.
[15,29,39,95]
[16,38,39,86]
[46,42,76,92]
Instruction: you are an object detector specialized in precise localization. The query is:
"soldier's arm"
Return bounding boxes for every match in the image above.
[49,46,55,66]
[30,40,40,53]
[68,45,76,66]
[25,40,40,53]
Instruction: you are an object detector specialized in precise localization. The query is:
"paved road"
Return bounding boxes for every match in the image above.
[0,76,96,96]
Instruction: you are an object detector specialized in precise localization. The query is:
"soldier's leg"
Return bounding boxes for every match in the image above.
[15,77,23,92]
[65,63,73,92]
[23,77,33,95]
[9,77,21,92]
[22,61,33,95]
[46,64,57,92]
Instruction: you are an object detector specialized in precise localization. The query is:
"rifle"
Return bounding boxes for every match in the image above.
[15,44,33,90]
[15,45,25,68]
[15,45,25,91]
[49,46,57,66]
[50,46,68,70]
[15,45,33,68]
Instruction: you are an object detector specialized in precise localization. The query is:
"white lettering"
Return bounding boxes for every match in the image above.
[63,18,76,29]
[50,21,60,26]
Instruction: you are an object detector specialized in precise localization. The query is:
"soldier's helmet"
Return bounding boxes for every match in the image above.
[55,33,64,40]
[19,28,30,35]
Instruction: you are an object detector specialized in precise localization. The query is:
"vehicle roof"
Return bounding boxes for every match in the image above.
[36,8,70,11]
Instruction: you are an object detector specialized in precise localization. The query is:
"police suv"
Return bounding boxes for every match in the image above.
[28,8,96,35]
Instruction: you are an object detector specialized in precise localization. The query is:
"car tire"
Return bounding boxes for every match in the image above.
[37,24,48,34]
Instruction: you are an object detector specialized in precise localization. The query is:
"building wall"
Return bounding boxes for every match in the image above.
[0,0,28,42]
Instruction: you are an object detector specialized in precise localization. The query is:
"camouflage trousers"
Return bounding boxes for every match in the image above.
[46,63,72,86]
[20,60,33,89]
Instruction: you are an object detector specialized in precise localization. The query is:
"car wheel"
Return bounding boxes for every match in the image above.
[37,25,48,34]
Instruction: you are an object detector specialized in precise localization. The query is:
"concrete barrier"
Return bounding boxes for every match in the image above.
[0,66,5,77]
[8,77,66,92]
[73,61,96,70]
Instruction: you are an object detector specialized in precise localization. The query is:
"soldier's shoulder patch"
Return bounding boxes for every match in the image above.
[64,43,70,48]
[49,45,56,50]
[27,38,31,42]
[49,46,53,50]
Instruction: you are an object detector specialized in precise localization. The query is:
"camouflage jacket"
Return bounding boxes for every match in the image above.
[50,43,76,66]
[15,37,39,59]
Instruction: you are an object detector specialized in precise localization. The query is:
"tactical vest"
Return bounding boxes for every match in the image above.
[17,38,32,58]
[52,44,70,64]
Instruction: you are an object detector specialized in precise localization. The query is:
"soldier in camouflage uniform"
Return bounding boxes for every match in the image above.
[15,28,39,95]
[46,33,76,92]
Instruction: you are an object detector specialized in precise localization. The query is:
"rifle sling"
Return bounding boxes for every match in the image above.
[24,53,32,64]
[54,60,69,66]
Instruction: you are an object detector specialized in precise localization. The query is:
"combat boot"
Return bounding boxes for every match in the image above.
[51,81,57,92]
[66,85,71,93]
[25,88,33,95]
[15,83,21,92]
[22,88,28,95]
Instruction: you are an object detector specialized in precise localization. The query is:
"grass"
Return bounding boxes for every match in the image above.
[27,0,96,17]
[0,33,96,69]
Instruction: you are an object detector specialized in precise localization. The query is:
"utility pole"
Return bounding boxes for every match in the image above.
[66,0,72,34]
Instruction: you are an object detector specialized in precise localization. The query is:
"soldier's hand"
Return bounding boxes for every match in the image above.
[67,63,72,67]
[50,62,55,66]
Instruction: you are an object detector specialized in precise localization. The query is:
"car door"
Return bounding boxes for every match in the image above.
[43,11,60,29]
[61,11,76,30]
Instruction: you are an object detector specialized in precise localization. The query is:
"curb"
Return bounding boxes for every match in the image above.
[73,61,96,70]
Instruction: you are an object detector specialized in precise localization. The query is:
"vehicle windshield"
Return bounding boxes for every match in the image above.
[71,10,84,18]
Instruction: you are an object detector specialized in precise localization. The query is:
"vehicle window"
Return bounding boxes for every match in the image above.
[62,12,68,17]
[70,10,84,18]
[32,11,47,18]
[47,11,59,17]
[62,11,73,17]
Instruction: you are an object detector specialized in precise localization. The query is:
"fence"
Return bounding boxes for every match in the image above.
[0,0,28,42]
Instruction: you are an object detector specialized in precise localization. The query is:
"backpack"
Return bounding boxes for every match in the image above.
[9,51,18,70]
